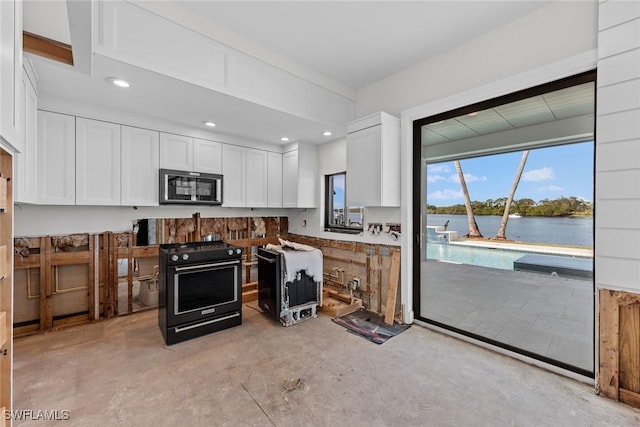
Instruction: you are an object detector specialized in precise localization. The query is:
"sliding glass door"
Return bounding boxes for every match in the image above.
[413,72,596,376]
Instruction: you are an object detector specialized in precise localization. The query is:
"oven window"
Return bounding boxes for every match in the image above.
[175,266,237,314]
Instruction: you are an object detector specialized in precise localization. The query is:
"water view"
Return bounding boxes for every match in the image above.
[426,214,593,248]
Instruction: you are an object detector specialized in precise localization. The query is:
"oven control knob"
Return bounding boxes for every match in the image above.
[182,254,189,261]
[227,249,234,256]
[171,255,179,262]
[236,248,242,255]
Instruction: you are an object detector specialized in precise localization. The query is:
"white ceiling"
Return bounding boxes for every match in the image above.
[34,54,339,145]
[23,0,554,145]
[422,83,595,145]
[174,1,551,89]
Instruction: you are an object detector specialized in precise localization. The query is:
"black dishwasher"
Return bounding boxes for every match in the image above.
[257,247,319,326]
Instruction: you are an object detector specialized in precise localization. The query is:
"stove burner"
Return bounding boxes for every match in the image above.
[160,240,243,264]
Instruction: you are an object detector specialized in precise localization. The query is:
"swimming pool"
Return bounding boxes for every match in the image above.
[427,243,531,270]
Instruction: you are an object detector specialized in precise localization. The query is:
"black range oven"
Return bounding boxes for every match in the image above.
[159,241,243,345]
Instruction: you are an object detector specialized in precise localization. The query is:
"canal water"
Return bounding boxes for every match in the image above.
[426,214,593,248]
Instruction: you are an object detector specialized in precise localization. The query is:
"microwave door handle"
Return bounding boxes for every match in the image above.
[217,179,222,203]
[164,175,169,202]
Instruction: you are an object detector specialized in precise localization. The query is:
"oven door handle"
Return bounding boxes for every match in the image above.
[256,254,277,264]
[174,260,240,272]
[173,312,241,333]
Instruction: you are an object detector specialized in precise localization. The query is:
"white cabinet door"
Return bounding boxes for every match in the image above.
[346,112,400,207]
[193,138,222,174]
[267,151,282,208]
[282,150,298,207]
[160,133,193,170]
[121,126,159,206]
[282,147,317,208]
[0,0,22,149]
[222,144,246,207]
[346,125,381,207]
[76,118,121,205]
[15,71,37,203]
[246,148,268,207]
[37,111,76,205]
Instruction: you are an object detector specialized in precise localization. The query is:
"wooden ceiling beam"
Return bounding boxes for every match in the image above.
[23,31,73,66]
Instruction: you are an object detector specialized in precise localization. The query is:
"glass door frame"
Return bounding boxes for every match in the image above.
[411,70,597,377]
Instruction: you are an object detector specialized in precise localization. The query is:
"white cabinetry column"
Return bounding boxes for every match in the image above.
[0,0,22,149]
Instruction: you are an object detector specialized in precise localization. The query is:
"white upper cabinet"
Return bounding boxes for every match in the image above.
[267,151,283,208]
[160,133,193,170]
[346,112,400,207]
[246,148,268,207]
[0,0,22,149]
[15,69,37,203]
[160,133,222,173]
[282,145,317,208]
[37,111,76,205]
[222,144,246,207]
[193,138,222,174]
[76,118,121,205]
[121,126,159,206]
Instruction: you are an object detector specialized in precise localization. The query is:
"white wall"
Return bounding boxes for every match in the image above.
[287,137,401,245]
[356,1,598,117]
[595,1,640,293]
[14,204,290,237]
[352,1,600,323]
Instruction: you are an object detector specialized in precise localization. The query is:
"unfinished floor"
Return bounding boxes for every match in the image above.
[13,303,640,426]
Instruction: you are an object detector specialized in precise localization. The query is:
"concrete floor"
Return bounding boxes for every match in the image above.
[13,303,640,427]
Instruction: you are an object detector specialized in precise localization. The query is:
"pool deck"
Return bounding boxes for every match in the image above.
[421,260,593,373]
[449,239,593,258]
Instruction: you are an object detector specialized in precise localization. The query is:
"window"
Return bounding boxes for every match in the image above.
[325,172,364,234]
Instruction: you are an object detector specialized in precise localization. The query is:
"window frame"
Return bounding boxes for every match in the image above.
[324,172,364,234]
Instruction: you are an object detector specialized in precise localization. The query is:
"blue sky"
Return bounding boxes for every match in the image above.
[426,142,594,207]
[333,173,345,209]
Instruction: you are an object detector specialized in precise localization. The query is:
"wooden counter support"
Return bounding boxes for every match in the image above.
[0,246,6,280]
[599,289,640,409]
[0,312,6,349]
[384,248,400,325]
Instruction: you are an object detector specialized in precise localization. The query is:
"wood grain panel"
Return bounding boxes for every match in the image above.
[599,289,620,400]
[619,303,640,393]
[23,31,73,65]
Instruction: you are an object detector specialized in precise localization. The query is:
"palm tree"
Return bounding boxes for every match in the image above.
[454,160,482,237]
[496,150,529,240]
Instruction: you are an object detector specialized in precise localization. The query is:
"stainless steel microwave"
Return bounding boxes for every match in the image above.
[160,169,223,205]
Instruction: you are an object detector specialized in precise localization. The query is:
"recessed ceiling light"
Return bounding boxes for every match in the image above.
[109,78,130,88]
[280,137,289,142]
[323,131,332,136]
[467,112,479,117]
[203,121,216,127]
